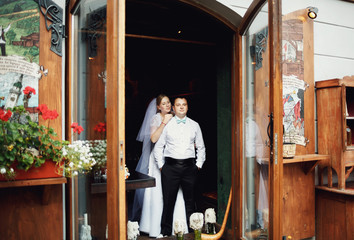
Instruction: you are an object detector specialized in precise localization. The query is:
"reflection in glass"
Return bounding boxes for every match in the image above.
[72,1,107,239]
[243,3,269,240]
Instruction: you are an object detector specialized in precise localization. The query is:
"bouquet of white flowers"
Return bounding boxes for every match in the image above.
[190,212,204,240]
[87,139,107,170]
[127,221,139,240]
[174,219,186,240]
[204,208,216,234]
[60,140,97,177]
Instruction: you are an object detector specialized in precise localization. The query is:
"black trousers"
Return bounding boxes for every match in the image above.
[160,157,197,236]
[0,44,6,56]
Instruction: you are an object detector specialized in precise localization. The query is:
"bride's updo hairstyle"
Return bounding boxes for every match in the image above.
[156,94,169,113]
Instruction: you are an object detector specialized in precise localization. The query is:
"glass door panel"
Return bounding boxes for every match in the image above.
[243,3,270,239]
[71,1,108,239]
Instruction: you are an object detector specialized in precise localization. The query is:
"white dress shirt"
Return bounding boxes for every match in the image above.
[154,116,206,169]
[245,117,264,163]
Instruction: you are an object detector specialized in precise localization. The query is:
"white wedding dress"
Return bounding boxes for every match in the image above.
[139,113,187,237]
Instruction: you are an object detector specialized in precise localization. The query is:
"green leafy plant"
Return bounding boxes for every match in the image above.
[0,86,99,180]
[0,103,69,180]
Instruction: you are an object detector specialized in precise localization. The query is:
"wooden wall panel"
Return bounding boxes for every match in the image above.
[282,164,315,239]
[346,200,354,240]
[317,87,343,182]
[315,189,354,240]
[0,4,65,240]
[0,185,63,240]
[38,8,62,138]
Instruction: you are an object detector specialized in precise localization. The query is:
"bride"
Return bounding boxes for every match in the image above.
[134,94,187,237]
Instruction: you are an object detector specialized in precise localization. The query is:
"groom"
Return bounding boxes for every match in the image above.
[154,97,206,236]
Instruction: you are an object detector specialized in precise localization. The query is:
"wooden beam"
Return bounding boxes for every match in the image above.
[0,177,66,188]
[268,0,283,239]
[125,33,216,46]
[233,29,243,239]
[106,0,126,239]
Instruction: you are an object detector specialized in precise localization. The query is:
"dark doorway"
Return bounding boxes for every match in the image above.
[125,0,233,223]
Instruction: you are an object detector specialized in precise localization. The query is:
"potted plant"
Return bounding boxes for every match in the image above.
[0,86,96,180]
[59,127,97,178]
[190,212,204,240]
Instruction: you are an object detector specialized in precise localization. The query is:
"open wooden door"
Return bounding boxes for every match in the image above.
[106,0,126,239]
[69,0,126,239]
[238,0,283,239]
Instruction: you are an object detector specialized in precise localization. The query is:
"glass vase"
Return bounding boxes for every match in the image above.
[176,232,184,240]
[206,222,216,234]
[194,229,201,240]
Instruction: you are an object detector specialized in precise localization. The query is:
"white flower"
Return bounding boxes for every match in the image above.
[190,212,204,230]
[0,168,6,174]
[174,219,185,235]
[204,208,216,224]
[127,221,139,240]
[73,171,78,176]
[62,147,67,156]
[125,165,130,179]
[10,168,14,173]
[69,162,74,168]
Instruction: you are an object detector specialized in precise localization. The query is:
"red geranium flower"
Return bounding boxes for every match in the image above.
[42,109,59,120]
[23,86,36,95]
[76,125,84,134]
[37,104,49,114]
[71,122,84,135]
[0,108,12,122]
[94,122,106,132]
[37,104,59,120]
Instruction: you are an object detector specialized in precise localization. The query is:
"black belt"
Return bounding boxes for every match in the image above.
[165,157,195,166]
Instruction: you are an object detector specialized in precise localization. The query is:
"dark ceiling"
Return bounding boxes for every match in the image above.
[126,0,233,43]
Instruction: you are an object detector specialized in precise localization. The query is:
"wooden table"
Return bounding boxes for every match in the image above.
[90,171,156,239]
[91,171,155,194]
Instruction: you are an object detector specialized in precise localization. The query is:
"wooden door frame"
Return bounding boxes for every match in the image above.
[106,0,126,239]
[237,0,283,239]
[268,0,283,239]
[67,0,127,238]
[68,0,283,239]
[232,30,243,239]
[106,0,244,239]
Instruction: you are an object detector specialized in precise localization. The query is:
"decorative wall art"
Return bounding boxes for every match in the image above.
[282,19,308,146]
[0,0,41,110]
